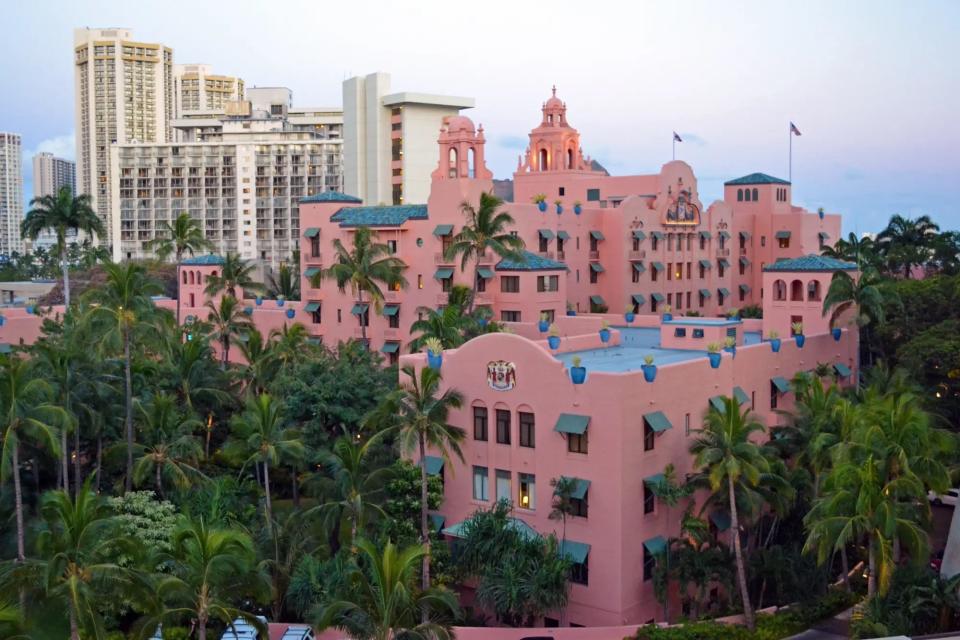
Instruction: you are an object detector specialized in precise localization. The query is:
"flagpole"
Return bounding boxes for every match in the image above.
[672,135,676,161]
[788,124,792,183]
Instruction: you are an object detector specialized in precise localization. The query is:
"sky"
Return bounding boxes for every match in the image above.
[2,0,958,235]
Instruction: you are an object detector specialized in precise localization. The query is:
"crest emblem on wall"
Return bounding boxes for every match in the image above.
[487,360,516,391]
[664,189,701,226]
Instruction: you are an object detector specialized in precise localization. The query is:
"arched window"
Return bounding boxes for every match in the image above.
[566,148,573,169]
[790,279,804,301]
[752,188,759,201]
[773,279,787,301]
[448,147,458,178]
[744,189,752,202]
[210,270,218,278]
[468,147,476,179]
[189,271,195,284]
[807,280,821,301]
[539,148,548,171]
[737,188,743,202]
[182,270,188,284]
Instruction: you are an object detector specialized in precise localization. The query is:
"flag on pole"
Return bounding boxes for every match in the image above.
[790,122,802,136]
[673,131,683,142]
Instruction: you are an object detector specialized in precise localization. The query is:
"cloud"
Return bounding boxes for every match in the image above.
[26,132,75,161]
[498,135,528,150]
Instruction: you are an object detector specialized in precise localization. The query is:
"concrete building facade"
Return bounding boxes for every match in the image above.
[173,63,244,118]
[32,152,76,199]
[0,133,24,256]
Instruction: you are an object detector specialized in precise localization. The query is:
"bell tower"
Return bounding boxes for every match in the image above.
[516,87,596,174]
[429,115,493,207]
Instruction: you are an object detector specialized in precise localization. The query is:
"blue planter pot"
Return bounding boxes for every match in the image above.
[794,335,806,348]
[547,335,561,350]
[556,204,563,215]
[599,328,611,343]
[818,209,825,220]
[244,306,253,316]
[478,318,488,328]
[427,351,442,370]
[570,366,587,384]
[277,299,285,307]
[566,310,576,317]
[624,312,635,323]
[286,308,295,319]
[537,201,547,212]
[832,328,842,341]
[538,320,550,333]
[255,296,263,306]
[662,313,673,322]
[725,346,736,359]
[0,315,5,326]
[708,352,722,368]
[25,305,34,315]
[574,204,582,215]
[770,338,782,353]
[642,364,657,382]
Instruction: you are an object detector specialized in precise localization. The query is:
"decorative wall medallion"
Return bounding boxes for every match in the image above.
[664,189,701,225]
[487,360,517,391]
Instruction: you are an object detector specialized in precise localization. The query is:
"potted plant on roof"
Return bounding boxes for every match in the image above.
[255,295,263,306]
[727,307,740,320]
[574,200,583,215]
[285,307,296,319]
[723,336,736,358]
[818,206,825,220]
[0,313,5,327]
[276,295,285,307]
[599,320,611,344]
[707,342,723,369]
[244,305,254,316]
[424,337,444,370]
[642,354,657,382]
[533,193,547,212]
[555,199,563,215]
[661,304,673,322]
[832,326,842,341]
[547,324,561,350]
[566,302,577,317]
[792,322,805,348]
[768,330,781,353]
[569,355,587,384]
[624,304,635,324]
[538,312,550,333]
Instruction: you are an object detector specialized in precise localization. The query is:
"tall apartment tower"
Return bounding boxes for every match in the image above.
[74,28,174,251]
[173,64,244,118]
[32,152,76,198]
[342,72,474,205]
[0,133,24,256]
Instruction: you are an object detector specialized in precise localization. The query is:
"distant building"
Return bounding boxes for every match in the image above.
[342,72,474,206]
[173,63,244,119]
[30,152,78,250]
[0,133,24,255]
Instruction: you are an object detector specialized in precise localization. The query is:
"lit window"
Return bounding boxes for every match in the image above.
[518,473,536,510]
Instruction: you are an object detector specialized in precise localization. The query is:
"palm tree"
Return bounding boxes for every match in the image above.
[30,338,77,495]
[268,322,311,376]
[408,303,471,352]
[266,261,300,301]
[374,364,464,596]
[312,538,460,640]
[203,252,263,299]
[206,295,254,368]
[821,232,878,270]
[444,192,525,312]
[86,262,163,492]
[876,214,940,277]
[648,463,693,621]
[133,392,203,498]
[822,266,885,330]
[21,186,105,308]
[255,510,318,623]
[0,356,64,563]
[144,212,214,326]
[316,226,407,344]
[549,476,578,544]
[166,333,233,417]
[237,328,275,394]
[229,393,305,532]
[689,396,770,630]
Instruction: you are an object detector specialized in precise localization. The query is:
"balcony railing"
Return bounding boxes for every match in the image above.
[589,251,600,260]
[383,329,399,340]
[717,248,731,257]
[629,250,646,260]
[384,291,401,303]
[434,252,453,264]
[556,250,566,261]
[740,247,748,256]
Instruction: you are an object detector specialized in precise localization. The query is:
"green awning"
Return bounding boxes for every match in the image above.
[382,304,400,316]
[819,231,830,240]
[651,261,664,271]
[632,230,646,241]
[699,288,711,298]
[739,231,752,240]
[303,301,321,313]
[351,303,369,315]
[718,288,730,297]
[651,231,664,240]
[381,342,400,354]
[590,230,605,240]
[590,295,605,305]
[740,256,751,266]
[554,413,590,435]
[699,231,712,239]
[589,263,605,273]
[733,386,750,405]
[643,411,672,432]
[477,267,494,279]
[718,231,731,239]
[651,293,665,302]
[429,513,446,530]
[718,258,730,268]
[775,230,792,239]
[557,230,570,240]
[699,259,712,269]
[643,473,665,487]
[644,536,667,555]
[834,363,852,377]
[303,227,320,238]
[632,294,646,305]
[633,262,646,273]
[710,511,731,532]
[561,540,591,564]
[304,267,321,278]
[422,456,444,476]
[306,337,322,346]
[562,476,591,500]
[433,224,454,236]
[739,284,751,293]
[771,376,791,393]
[709,396,727,413]
[434,268,454,279]
[538,229,555,240]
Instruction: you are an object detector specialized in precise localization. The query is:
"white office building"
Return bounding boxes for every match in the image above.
[0,133,24,256]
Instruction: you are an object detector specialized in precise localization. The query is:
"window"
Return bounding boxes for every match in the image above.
[644,483,656,514]
[770,381,780,409]
[473,406,488,441]
[692,328,705,338]
[496,469,511,503]
[476,276,486,293]
[518,473,536,510]
[807,280,821,301]
[311,308,322,325]
[337,309,342,323]
[501,310,521,322]
[718,261,725,278]
[674,327,687,337]
[643,547,656,581]
[790,280,804,301]
[667,263,673,281]
[632,266,641,283]
[687,262,692,279]
[737,188,743,202]
[589,236,599,252]
[388,311,400,329]
[739,261,746,276]
[684,413,691,436]
[773,279,786,301]
[667,234,674,251]
[590,268,598,284]
[644,419,656,451]
[568,431,588,454]
[633,237,642,251]
[496,409,511,444]
[559,186,565,196]
[700,234,707,250]
[537,275,559,292]
[310,235,320,257]
[539,236,549,252]
[752,188,758,201]
[473,466,489,500]
[501,276,520,293]
[386,239,397,254]
[651,236,659,251]
[586,188,600,201]
[739,287,746,302]
[761,236,766,247]
[652,267,658,282]
[441,276,452,293]
[570,557,589,585]
[779,236,790,249]
[417,274,423,289]
[519,412,535,448]
[686,291,692,308]
[699,263,706,279]
[571,492,588,517]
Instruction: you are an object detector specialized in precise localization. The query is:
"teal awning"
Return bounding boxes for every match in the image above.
[710,511,731,532]
[429,513,446,530]
[771,376,791,393]
[444,517,538,540]
[590,230,605,240]
[0,344,11,354]
[433,224,454,236]
[538,229,555,240]
[589,262,605,273]
[709,396,727,413]
[651,261,664,271]
[699,288,711,298]
[633,262,646,273]
[775,230,792,239]
[651,292,665,302]
[303,227,320,238]
[643,411,672,432]
[590,295,605,305]
[303,301,321,313]
[557,230,570,240]
[699,259,712,269]
[434,268,454,279]
[739,284,751,293]
[554,413,590,435]
[632,230,646,241]
[477,267,494,279]
[718,287,730,297]
[643,536,667,555]
[699,231,712,239]
[834,363,852,377]
[718,258,730,268]
[733,386,750,405]
[643,473,665,487]
[382,304,400,316]
[739,231,752,240]
[422,456,444,476]
[651,231,664,240]
[632,294,646,305]
[381,342,400,354]
[561,540,591,564]
[740,256,751,266]
[718,231,731,239]
[819,231,830,240]
[304,267,321,278]
[562,476,591,500]
[350,303,369,315]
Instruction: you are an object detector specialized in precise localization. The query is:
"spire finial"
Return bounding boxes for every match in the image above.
[551,84,557,97]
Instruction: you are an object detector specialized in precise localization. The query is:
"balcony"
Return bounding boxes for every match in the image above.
[384,291,401,303]
[435,252,454,264]
[556,250,565,261]
[717,248,731,257]
[629,250,646,260]
[474,293,492,306]
[383,329,399,340]
[589,251,600,260]
[740,247,748,256]
[305,253,322,264]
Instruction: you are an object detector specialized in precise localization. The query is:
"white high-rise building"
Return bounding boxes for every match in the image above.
[173,63,244,119]
[342,72,474,205]
[74,27,174,250]
[0,133,24,256]
[32,152,76,198]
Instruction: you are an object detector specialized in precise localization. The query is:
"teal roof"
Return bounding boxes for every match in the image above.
[477,267,494,279]
[724,172,790,186]
[495,250,566,272]
[300,191,363,203]
[561,540,591,564]
[763,254,858,272]
[433,224,454,236]
[632,293,646,305]
[182,254,225,265]
[331,204,428,227]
